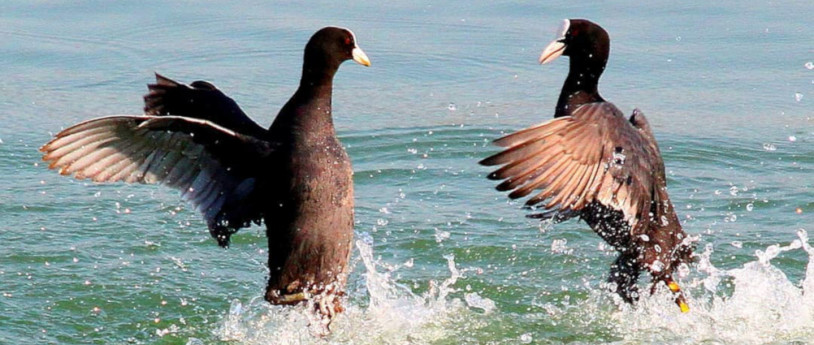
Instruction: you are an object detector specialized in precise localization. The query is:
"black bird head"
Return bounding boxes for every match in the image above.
[539,19,609,70]
[303,27,370,73]
[539,19,611,117]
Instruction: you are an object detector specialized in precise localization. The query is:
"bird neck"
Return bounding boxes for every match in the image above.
[299,60,339,94]
[268,67,338,139]
[554,57,607,117]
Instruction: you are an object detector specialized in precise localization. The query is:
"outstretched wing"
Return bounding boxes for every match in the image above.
[480,102,664,235]
[41,115,277,247]
[144,73,268,138]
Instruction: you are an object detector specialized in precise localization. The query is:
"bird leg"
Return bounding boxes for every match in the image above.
[665,278,689,313]
[272,291,308,305]
[608,252,641,303]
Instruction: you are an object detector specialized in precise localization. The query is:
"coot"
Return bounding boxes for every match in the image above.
[480,19,693,312]
[41,26,371,325]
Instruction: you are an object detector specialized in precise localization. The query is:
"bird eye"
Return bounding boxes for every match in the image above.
[344,37,352,45]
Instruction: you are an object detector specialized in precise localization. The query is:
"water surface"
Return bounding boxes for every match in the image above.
[1,1,812,344]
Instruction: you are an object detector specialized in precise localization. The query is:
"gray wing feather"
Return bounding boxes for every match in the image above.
[41,115,275,246]
[481,102,662,234]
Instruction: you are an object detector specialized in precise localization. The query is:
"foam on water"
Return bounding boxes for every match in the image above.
[202,237,485,344]
[534,229,814,344]
[187,229,814,344]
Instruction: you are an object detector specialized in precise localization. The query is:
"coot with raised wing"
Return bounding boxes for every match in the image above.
[480,19,694,312]
[41,26,371,325]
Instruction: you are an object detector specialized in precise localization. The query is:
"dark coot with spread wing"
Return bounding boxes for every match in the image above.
[480,19,694,312]
[40,27,371,323]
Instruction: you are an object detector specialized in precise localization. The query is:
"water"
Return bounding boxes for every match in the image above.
[1,1,812,344]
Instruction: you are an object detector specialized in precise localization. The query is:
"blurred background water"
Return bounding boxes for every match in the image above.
[0,1,811,344]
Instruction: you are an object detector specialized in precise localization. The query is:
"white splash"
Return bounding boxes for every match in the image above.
[525,229,814,344]
[208,237,478,344]
[195,228,814,344]
[612,229,814,344]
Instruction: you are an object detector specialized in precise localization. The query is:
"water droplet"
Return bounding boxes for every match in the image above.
[746,203,754,211]
[464,292,496,313]
[612,151,626,165]
[762,143,776,151]
[651,260,664,272]
[795,92,803,102]
[788,135,797,142]
[186,338,205,345]
[520,333,534,344]
[447,103,457,111]
[228,299,243,316]
[434,228,451,243]
[806,61,814,70]
[677,263,690,278]
[639,234,650,242]
[675,36,682,41]
[729,186,739,196]
[551,239,570,254]
[731,241,743,248]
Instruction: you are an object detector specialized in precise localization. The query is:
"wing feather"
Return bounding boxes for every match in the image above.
[481,102,664,231]
[491,119,570,148]
[144,73,268,138]
[41,115,276,247]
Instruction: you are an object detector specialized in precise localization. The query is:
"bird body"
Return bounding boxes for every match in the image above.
[481,19,693,311]
[41,27,371,324]
[264,104,355,309]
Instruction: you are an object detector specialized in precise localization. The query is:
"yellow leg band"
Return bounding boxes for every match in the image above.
[679,301,690,313]
[668,281,681,293]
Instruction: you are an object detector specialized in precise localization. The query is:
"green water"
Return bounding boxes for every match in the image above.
[1,1,812,344]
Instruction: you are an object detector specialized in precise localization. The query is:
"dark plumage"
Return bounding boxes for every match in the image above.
[40,27,371,324]
[480,19,694,311]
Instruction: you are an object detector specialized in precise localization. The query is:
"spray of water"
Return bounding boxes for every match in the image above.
[545,229,814,344]
[191,229,814,344]
[201,237,486,345]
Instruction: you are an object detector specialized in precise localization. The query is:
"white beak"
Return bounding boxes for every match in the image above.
[539,40,565,64]
[352,47,371,67]
[539,19,570,64]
